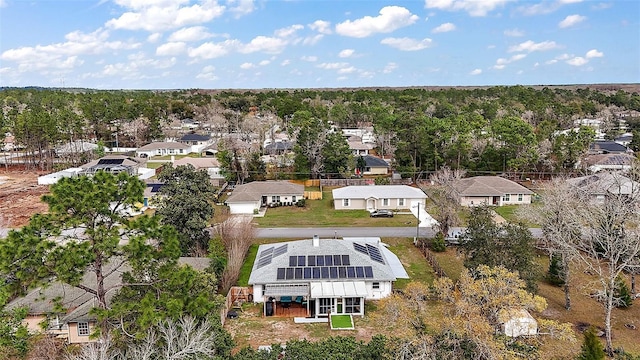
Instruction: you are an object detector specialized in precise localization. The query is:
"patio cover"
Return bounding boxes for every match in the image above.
[310,281,367,298]
[264,283,309,297]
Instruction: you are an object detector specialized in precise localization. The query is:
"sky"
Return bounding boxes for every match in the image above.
[0,0,638,90]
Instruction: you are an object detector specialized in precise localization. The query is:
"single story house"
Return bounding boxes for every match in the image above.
[136,142,192,158]
[567,172,640,203]
[584,153,636,173]
[7,258,209,344]
[357,155,389,176]
[348,138,374,156]
[173,157,224,186]
[588,140,632,155]
[248,236,408,318]
[499,309,538,337]
[452,176,533,207]
[225,181,305,214]
[178,133,212,153]
[332,185,427,211]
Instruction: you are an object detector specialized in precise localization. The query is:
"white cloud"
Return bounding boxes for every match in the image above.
[281,59,291,66]
[106,0,225,32]
[303,34,324,45]
[338,49,355,58]
[586,49,603,58]
[559,14,586,28]
[301,56,317,62]
[566,56,587,66]
[168,26,213,42]
[156,41,186,56]
[309,20,332,34]
[508,40,559,52]
[188,39,239,59]
[197,65,218,80]
[504,28,524,37]
[275,24,304,38]
[147,33,162,43]
[338,66,356,74]
[470,68,482,75]
[228,0,255,18]
[425,0,510,17]
[493,53,526,69]
[383,62,398,73]
[259,60,270,66]
[317,62,348,70]
[335,6,419,38]
[240,62,255,69]
[239,36,287,54]
[432,22,456,33]
[0,0,7,8]
[380,37,433,51]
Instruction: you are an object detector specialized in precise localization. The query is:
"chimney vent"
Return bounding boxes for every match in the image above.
[312,234,319,247]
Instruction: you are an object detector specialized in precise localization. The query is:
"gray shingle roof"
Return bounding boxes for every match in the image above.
[137,142,190,151]
[248,238,401,285]
[332,185,426,200]
[362,155,389,168]
[227,181,304,203]
[453,176,533,196]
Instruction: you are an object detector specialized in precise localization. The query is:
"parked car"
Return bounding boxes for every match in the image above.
[370,209,394,218]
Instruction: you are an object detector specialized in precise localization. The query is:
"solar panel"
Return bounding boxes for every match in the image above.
[149,184,163,193]
[273,244,288,257]
[347,266,356,278]
[321,267,330,279]
[355,266,365,278]
[295,268,303,279]
[338,266,347,278]
[298,256,305,267]
[316,256,325,266]
[353,242,368,254]
[277,268,285,280]
[256,257,272,269]
[342,255,350,266]
[313,267,321,279]
[304,267,312,279]
[367,244,385,264]
[325,255,333,266]
[308,255,316,266]
[260,247,274,257]
[329,267,338,279]
[289,256,297,267]
[364,266,374,278]
[285,268,294,280]
[98,158,124,165]
[333,255,342,266]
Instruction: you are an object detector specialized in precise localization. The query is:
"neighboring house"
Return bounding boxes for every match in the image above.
[452,176,533,207]
[226,181,305,214]
[7,258,209,344]
[178,133,212,153]
[584,153,636,172]
[143,182,164,208]
[264,141,293,155]
[248,236,408,318]
[588,140,632,155]
[615,132,633,147]
[55,141,98,157]
[332,185,427,211]
[499,309,538,337]
[38,156,154,185]
[136,141,192,158]
[348,137,374,156]
[567,172,640,203]
[357,155,389,176]
[173,157,224,185]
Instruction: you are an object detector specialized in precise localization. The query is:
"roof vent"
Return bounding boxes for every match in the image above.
[313,234,319,247]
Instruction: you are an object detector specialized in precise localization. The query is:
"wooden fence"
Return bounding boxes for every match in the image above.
[304,191,323,200]
[220,286,253,326]
[414,238,448,278]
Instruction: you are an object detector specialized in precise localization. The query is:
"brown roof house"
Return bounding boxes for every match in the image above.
[225,181,304,214]
[452,176,534,207]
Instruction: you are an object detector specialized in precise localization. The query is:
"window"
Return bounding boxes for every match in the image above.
[345,297,361,314]
[372,282,380,290]
[502,194,510,202]
[77,322,90,336]
[343,199,350,207]
[518,194,523,202]
[292,196,296,203]
[272,195,280,203]
[398,198,405,206]
[319,298,332,315]
[382,199,389,206]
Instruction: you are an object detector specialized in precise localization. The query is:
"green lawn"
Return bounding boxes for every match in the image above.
[493,204,540,227]
[237,244,259,286]
[254,190,417,227]
[384,237,436,288]
[330,314,354,329]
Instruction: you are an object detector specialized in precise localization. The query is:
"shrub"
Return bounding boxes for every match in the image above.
[431,233,447,252]
[614,275,633,308]
[296,199,306,207]
[578,326,605,360]
[547,253,565,286]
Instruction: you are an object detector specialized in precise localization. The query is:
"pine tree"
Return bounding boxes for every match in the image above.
[547,253,565,286]
[614,276,633,308]
[578,327,605,360]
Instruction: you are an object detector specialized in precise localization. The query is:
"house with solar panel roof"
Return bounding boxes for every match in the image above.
[248,236,408,318]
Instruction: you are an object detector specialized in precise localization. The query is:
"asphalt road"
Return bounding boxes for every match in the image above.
[256,226,543,239]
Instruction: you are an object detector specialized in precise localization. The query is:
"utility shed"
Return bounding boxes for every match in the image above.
[499,309,538,337]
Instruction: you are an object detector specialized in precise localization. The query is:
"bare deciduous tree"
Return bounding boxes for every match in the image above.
[422,167,466,237]
[216,214,256,293]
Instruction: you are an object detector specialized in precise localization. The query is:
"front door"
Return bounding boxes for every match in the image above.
[335,298,343,314]
[261,196,267,206]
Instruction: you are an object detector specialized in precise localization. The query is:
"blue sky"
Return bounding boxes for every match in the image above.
[1,0,638,89]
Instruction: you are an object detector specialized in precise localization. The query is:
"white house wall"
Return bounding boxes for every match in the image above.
[229,201,260,214]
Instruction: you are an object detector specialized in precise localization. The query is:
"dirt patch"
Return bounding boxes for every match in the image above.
[0,166,50,228]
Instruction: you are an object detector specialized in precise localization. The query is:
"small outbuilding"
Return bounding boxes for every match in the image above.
[499,309,538,337]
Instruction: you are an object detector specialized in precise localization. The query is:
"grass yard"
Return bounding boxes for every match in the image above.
[330,314,354,330]
[254,190,417,227]
[432,247,466,282]
[493,204,540,227]
[384,237,436,289]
